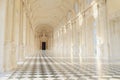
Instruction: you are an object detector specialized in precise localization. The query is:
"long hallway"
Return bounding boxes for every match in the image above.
[1,51,119,80]
[1,0,120,80]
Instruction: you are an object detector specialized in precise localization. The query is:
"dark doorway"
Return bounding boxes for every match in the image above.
[42,42,46,50]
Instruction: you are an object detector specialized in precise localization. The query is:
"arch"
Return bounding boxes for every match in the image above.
[35,24,53,32]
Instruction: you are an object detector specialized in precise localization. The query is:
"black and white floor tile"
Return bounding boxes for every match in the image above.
[0,52,120,80]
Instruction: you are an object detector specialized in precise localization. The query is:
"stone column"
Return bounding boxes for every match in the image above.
[75,17,80,59]
[82,14,87,61]
[72,21,75,58]
[26,20,30,56]
[61,27,64,57]
[14,0,21,63]
[11,0,17,69]
[69,21,73,63]
[23,7,27,58]
[19,0,24,61]
[0,0,7,72]
[94,0,108,62]
[71,21,74,63]
[4,0,15,71]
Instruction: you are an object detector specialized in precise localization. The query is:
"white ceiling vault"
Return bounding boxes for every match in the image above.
[23,0,77,31]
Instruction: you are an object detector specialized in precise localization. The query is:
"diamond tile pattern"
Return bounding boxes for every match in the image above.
[2,52,120,80]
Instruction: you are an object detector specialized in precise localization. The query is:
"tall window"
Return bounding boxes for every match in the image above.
[74,2,79,14]
[87,0,92,4]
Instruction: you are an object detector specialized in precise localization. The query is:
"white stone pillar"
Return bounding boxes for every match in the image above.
[94,0,108,62]
[23,7,27,58]
[4,0,15,71]
[82,14,87,62]
[14,0,21,63]
[26,20,30,56]
[19,0,24,61]
[0,0,7,72]
[11,0,17,69]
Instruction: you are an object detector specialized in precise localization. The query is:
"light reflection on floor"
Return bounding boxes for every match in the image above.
[0,52,120,80]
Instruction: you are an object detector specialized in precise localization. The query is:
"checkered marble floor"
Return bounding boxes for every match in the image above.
[1,52,120,80]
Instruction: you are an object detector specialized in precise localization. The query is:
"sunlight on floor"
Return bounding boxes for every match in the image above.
[0,52,120,80]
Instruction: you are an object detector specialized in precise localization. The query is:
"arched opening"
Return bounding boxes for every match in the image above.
[35,25,54,51]
[39,32,48,50]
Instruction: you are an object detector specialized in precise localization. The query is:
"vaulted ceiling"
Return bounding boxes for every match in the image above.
[23,0,76,30]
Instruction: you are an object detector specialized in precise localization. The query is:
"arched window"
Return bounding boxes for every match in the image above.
[74,1,79,14]
[86,0,92,4]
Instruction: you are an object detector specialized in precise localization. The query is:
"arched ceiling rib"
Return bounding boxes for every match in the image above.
[23,0,75,30]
